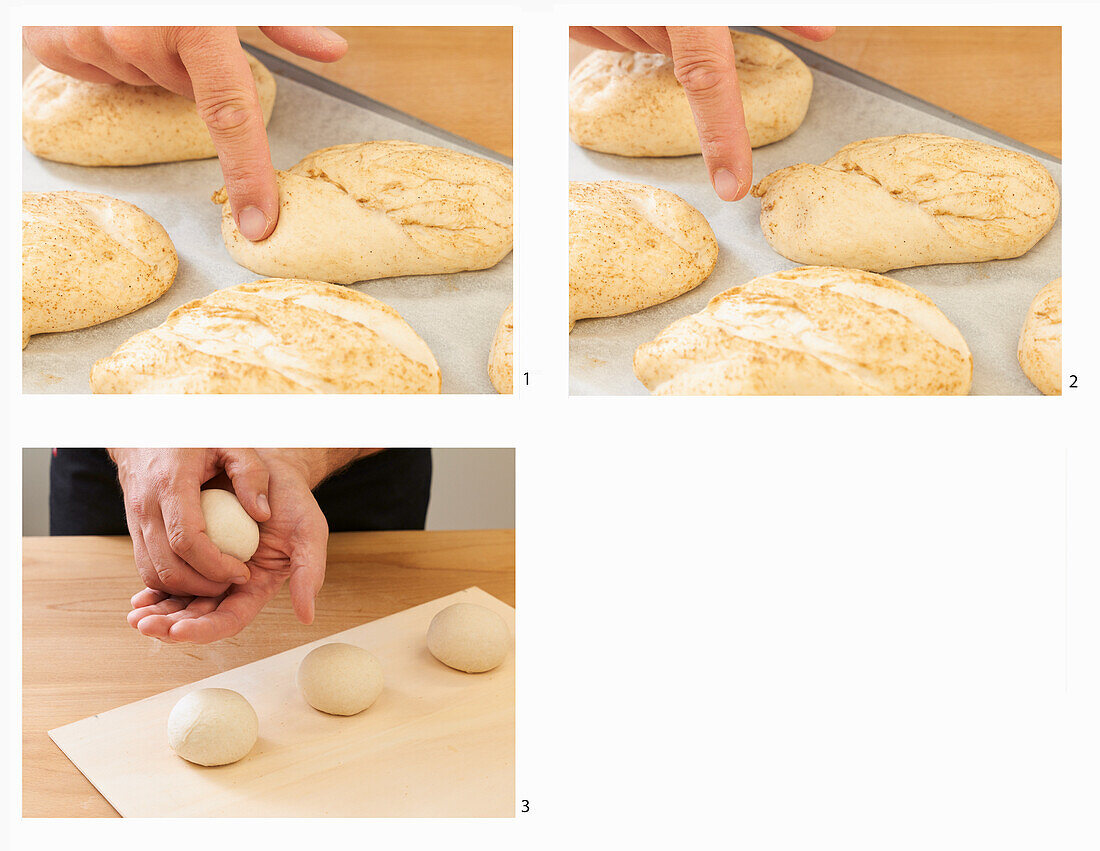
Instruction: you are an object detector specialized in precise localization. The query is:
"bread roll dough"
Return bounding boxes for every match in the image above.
[427,603,509,673]
[569,30,813,155]
[200,489,259,562]
[488,302,513,394]
[297,643,384,716]
[23,54,276,166]
[214,141,513,284]
[634,266,973,395]
[167,688,258,766]
[752,134,1060,272]
[1018,278,1061,395]
[22,191,177,348]
[570,181,717,328]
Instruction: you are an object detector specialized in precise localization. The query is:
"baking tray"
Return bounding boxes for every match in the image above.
[569,27,1062,395]
[23,45,513,394]
[49,587,515,817]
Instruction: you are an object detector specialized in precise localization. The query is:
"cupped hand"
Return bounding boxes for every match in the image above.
[568,26,835,201]
[112,448,272,598]
[127,449,329,643]
[22,26,348,240]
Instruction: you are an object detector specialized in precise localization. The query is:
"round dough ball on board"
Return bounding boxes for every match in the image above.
[297,643,384,716]
[427,603,510,673]
[167,688,258,767]
[200,489,259,562]
[1018,277,1061,395]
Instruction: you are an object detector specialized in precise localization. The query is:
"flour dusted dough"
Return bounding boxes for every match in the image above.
[214,141,513,284]
[570,181,718,328]
[89,279,441,394]
[427,603,509,673]
[23,55,275,166]
[167,688,258,766]
[751,134,1060,272]
[569,30,813,155]
[488,302,513,394]
[1018,278,1061,395]
[200,489,259,562]
[22,191,177,348]
[634,266,973,395]
[297,643,384,716]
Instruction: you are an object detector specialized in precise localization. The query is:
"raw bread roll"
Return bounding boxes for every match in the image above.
[569,30,813,155]
[89,279,441,394]
[22,191,177,348]
[751,134,1060,272]
[488,302,514,394]
[200,489,259,562]
[1018,277,1061,395]
[634,266,972,395]
[23,54,275,166]
[214,141,513,284]
[427,603,510,673]
[570,181,718,328]
[297,643,384,716]
[167,688,258,767]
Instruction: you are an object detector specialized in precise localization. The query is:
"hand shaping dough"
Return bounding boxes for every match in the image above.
[634,266,973,395]
[167,688,258,766]
[751,134,1060,272]
[200,489,259,562]
[1018,278,1061,395]
[488,302,514,394]
[22,191,177,348]
[427,603,509,673]
[23,55,275,166]
[570,181,718,328]
[89,279,441,394]
[297,643,384,716]
[214,141,513,284]
[569,30,813,155]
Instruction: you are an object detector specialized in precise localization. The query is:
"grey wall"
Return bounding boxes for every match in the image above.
[22,448,514,535]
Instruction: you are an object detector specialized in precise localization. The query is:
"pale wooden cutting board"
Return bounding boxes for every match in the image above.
[49,587,514,817]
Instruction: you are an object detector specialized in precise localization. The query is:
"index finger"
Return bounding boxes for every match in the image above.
[160,486,252,584]
[667,26,752,201]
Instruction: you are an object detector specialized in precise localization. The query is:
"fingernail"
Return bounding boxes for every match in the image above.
[713,169,742,202]
[257,493,270,516]
[315,27,346,46]
[237,206,270,241]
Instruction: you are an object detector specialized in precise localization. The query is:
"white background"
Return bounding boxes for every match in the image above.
[7,3,1100,850]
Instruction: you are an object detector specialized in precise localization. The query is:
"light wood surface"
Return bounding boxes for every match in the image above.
[23,529,515,817]
[569,26,1060,157]
[50,587,514,817]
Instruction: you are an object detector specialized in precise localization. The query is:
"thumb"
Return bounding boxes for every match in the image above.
[288,526,328,625]
[217,449,271,523]
[175,27,279,241]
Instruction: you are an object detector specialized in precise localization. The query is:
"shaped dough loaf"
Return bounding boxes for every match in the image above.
[22,54,275,166]
[1018,277,1061,395]
[752,134,1060,272]
[214,141,513,284]
[569,30,813,155]
[22,191,177,348]
[570,180,717,328]
[90,279,441,394]
[634,266,973,395]
[488,302,514,394]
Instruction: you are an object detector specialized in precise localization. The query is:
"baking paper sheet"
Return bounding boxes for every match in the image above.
[23,51,513,394]
[569,33,1061,396]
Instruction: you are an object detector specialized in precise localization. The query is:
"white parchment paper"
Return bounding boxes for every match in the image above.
[23,66,513,394]
[569,55,1062,396]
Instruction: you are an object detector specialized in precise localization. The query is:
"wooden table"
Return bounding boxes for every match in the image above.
[569,26,1060,157]
[22,529,515,817]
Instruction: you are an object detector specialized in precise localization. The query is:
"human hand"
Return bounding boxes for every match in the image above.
[126,449,376,643]
[22,26,348,240]
[111,448,272,598]
[568,26,835,201]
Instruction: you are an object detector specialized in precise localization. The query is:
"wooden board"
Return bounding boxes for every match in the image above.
[49,588,514,817]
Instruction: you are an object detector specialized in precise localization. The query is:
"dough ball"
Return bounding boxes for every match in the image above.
[200,489,259,562]
[167,688,258,766]
[1018,278,1062,395]
[297,643,384,716]
[427,603,510,673]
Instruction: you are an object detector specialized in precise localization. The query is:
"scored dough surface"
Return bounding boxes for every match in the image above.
[488,302,514,394]
[1018,277,1061,395]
